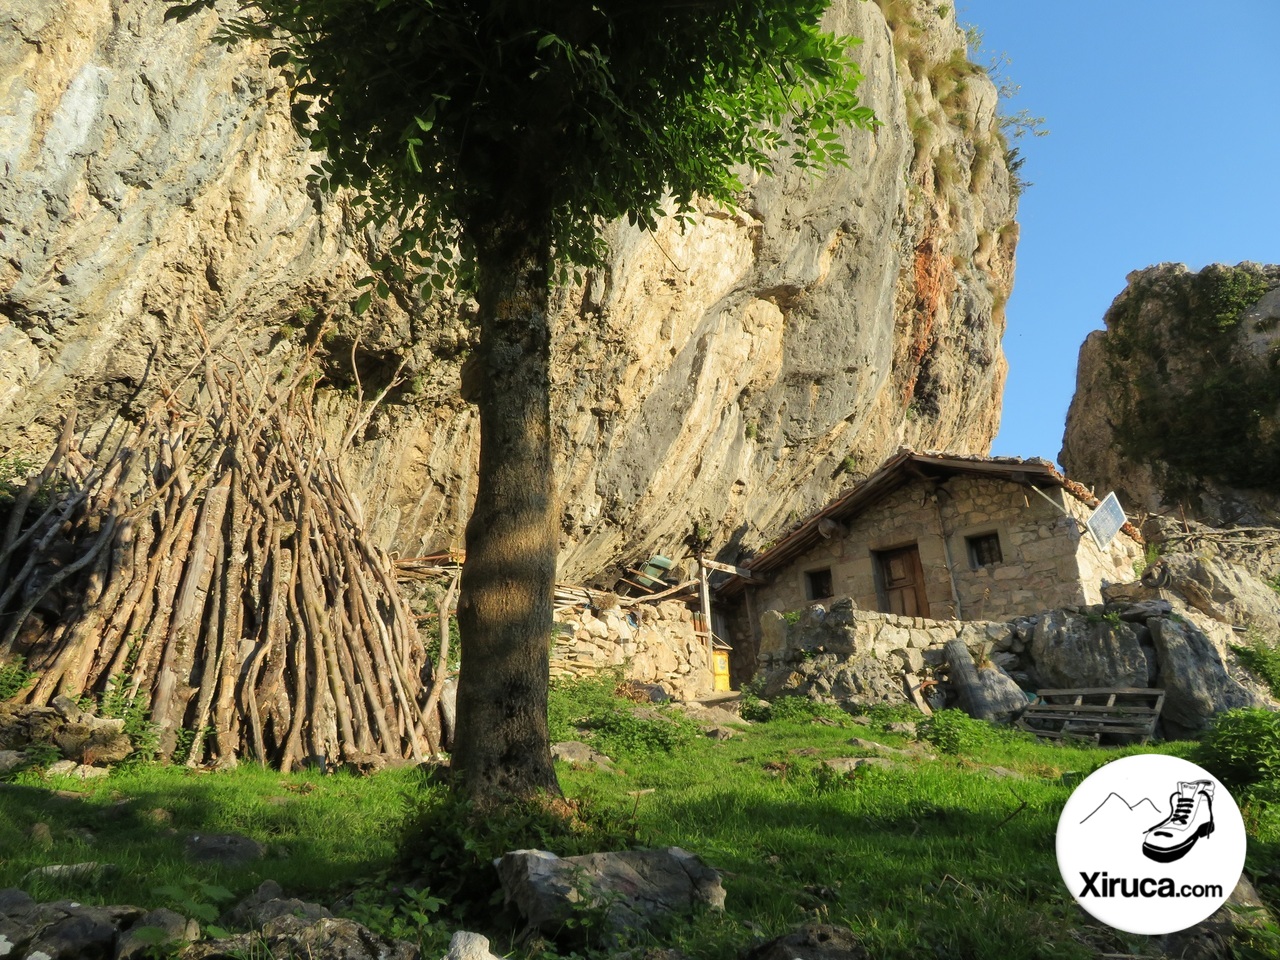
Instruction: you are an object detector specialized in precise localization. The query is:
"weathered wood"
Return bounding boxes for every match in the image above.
[0,349,434,768]
[943,640,995,722]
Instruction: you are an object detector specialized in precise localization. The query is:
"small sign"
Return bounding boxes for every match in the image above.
[1087,491,1128,550]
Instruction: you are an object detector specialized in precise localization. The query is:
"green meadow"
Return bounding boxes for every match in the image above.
[2,678,1278,959]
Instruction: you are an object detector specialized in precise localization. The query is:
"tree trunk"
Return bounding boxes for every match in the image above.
[450,222,562,801]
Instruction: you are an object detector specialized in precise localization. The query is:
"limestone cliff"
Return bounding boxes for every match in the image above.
[0,0,1018,580]
[1061,262,1280,526]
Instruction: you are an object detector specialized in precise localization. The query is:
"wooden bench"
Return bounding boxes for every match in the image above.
[1016,687,1164,745]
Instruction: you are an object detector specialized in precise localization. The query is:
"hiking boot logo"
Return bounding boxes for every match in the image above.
[1142,780,1214,863]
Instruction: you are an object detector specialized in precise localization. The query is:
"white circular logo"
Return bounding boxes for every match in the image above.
[1056,754,1246,935]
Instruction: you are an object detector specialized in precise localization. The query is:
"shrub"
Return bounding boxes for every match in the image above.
[1234,629,1280,700]
[1196,708,1280,787]
[760,694,849,725]
[0,656,36,701]
[586,707,697,757]
[918,709,997,755]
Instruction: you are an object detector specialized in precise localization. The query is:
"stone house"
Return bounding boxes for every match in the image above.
[717,450,1142,679]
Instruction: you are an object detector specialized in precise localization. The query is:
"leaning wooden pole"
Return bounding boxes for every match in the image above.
[0,347,442,770]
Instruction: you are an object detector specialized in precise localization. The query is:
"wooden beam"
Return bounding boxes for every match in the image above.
[699,557,754,579]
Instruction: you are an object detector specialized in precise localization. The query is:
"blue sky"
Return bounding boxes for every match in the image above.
[956,1,1280,466]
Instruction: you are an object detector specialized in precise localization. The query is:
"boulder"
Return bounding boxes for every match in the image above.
[445,930,506,960]
[116,908,200,960]
[1148,617,1261,734]
[1029,610,1153,689]
[0,898,142,960]
[741,923,869,960]
[184,832,265,867]
[1156,553,1280,636]
[496,847,724,935]
[550,741,615,771]
[220,880,332,931]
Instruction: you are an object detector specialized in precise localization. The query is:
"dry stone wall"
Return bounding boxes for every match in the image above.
[551,601,713,700]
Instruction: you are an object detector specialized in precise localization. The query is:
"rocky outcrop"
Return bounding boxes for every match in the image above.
[0,0,1017,580]
[1061,262,1280,525]
[753,584,1272,733]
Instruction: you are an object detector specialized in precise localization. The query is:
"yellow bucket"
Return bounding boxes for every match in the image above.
[712,650,731,692]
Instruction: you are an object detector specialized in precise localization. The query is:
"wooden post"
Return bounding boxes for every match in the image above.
[698,560,714,662]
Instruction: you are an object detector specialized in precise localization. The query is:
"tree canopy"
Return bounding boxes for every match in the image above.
[170,0,877,290]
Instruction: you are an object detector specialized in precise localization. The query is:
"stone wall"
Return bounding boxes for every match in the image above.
[747,475,1141,632]
[551,601,713,700]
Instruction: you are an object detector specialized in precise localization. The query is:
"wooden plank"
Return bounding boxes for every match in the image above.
[1023,704,1160,716]
[1036,687,1164,697]
[903,672,934,716]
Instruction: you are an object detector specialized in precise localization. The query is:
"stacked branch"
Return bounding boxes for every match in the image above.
[0,347,443,770]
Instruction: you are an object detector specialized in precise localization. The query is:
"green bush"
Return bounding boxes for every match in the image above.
[765,695,849,725]
[0,656,36,700]
[918,709,997,755]
[1196,708,1280,787]
[586,707,697,757]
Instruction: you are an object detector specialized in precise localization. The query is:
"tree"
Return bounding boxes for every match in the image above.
[169,0,878,801]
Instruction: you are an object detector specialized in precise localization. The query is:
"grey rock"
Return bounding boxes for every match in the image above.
[30,822,53,847]
[0,900,142,960]
[1148,617,1260,734]
[497,847,724,935]
[187,916,417,960]
[973,663,1030,723]
[220,880,332,931]
[184,832,265,867]
[1160,552,1280,637]
[1104,599,1173,622]
[705,726,737,741]
[116,907,200,959]
[883,721,917,736]
[0,889,35,915]
[0,749,25,774]
[445,930,504,960]
[742,923,869,960]
[550,741,615,771]
[822,757,897,774]
[1030,610,1153,689]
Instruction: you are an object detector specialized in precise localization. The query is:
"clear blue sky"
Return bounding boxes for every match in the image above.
[957,1,1280,466]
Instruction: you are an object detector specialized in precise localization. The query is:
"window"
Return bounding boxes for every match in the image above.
[966,532,1003,568]
[805,568,833,600]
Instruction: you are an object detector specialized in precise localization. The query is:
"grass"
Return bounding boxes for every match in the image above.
[3,685,1279,960]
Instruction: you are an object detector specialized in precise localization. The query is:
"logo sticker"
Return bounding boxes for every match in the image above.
[1056,754,1246,935]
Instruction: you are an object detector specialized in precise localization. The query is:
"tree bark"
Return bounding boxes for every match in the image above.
[450,222,562,801]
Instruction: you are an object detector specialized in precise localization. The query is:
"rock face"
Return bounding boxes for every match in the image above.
[0,0,1017,580]
[1061,262,1280,525]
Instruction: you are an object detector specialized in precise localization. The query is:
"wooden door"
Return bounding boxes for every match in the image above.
[878,545,930,618]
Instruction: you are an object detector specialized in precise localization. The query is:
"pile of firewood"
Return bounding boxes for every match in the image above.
[0,345,442,770]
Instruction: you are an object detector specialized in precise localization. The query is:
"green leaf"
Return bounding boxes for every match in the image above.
[355,290,373,315]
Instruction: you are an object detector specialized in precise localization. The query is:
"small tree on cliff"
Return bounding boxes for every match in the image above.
[169,0,877,801]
